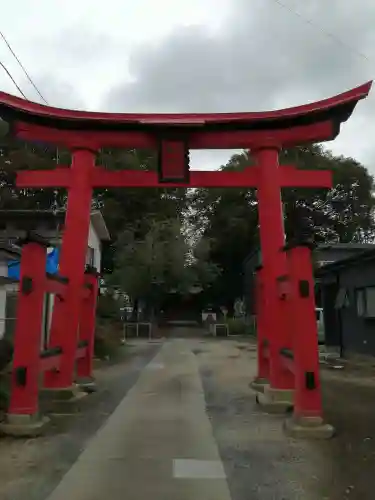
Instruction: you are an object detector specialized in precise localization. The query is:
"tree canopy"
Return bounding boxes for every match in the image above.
[188,144,375,310]
[1,135,374,314]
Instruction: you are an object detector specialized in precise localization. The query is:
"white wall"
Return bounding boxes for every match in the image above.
[0,289,6,339]
[0,220,103,342]
[0,263,7,277]
[88,221,102,272]
[0,262,9,338]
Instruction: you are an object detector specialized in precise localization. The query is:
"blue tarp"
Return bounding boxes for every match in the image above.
[7,247,60,279]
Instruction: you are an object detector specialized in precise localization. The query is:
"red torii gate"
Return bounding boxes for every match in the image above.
[0,81,371,414]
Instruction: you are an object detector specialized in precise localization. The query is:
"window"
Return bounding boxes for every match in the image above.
[356,287,375,318]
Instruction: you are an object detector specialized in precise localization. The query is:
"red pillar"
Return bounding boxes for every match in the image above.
[44,149,95,389]
[255,268,269,381]
[255,147,293,390]
[76,269,99,380]
[9,239,47,415]
[287,245,323,419]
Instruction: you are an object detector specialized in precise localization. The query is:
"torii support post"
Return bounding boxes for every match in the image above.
[254,147,295,411]
[284,245,334,438]
[43,150,95,394]
[76,267,99,393]
[0,235,49,437]
[250,266,270,392]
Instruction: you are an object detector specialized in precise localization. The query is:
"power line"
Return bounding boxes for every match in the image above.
[0,60,28,99]
[269,0,372,67]
[0,30,48,104]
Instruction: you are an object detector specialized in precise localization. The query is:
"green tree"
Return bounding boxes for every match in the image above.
[189,145,375,312]
[110,218,220,318]
[0,136,69,210]
[110,218,189,305]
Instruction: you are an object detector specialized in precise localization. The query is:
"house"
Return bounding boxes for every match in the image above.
[0,209,110,343]
[314,243,375,268]
[317,249,375,357]
[243,243,375,344]
[243,244,375,312]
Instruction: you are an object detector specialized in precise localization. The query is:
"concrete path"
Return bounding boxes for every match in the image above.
[46,340,231,500]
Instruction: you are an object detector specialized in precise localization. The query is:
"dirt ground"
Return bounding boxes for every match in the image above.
[0,336,375,499]
[318,367,375,499]
[193,338,375,500]
[0,341,161,500]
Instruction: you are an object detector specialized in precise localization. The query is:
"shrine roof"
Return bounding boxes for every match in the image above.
[0,81,371,134]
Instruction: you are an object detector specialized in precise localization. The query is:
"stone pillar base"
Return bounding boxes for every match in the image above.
[76,377,98,393]
[40,384,88,414]
[249,377,269,393]
[256,385,294,414]
[0,413,49,437]
[284,415,335,439]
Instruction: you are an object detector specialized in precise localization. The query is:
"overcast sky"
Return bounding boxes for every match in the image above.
[1,0,375,171]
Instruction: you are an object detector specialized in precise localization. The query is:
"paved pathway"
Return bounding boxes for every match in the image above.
[46,340,231,500]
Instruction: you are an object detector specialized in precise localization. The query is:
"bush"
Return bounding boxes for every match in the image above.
[227,317,255,336]
[94,320,124,360]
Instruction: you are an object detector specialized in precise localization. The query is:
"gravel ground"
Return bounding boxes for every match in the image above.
[194,339,322,500]
[315,368,375,500]
[194,338,375,500]
[0,341,161,500]
[1,335,375,499]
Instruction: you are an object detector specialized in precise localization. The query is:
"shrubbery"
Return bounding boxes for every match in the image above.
[227,317,255,336]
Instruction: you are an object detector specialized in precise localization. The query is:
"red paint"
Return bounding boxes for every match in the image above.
[280,355,296,375]
[43,276,67,296]
[262,343,270,360]
[16,168,72,188]
[255,147,294,390]
[7,237,98,416]
[287,246,323,419]
[255,269,270,381]
[280,166,332,188]
[17,166,332,190]
[76,271,99,379]
[6,82,371,421]
[44,150,95,389]
[12,120,344,150]
[9,241,47,415]
[0,81,370,126]
[40,355,62,372]
[158,139,189,182]
[75,347,87,360]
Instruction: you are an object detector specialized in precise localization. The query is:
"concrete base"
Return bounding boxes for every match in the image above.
[256,385,294,414]
[0,413,50,437]
[76,377,98,394]
[40,384,89,414]
[284,415,335,440]
[249,377,269,393]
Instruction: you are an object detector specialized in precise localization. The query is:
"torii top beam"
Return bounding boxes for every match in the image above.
[0,81,371,183]
[0,81,371,150]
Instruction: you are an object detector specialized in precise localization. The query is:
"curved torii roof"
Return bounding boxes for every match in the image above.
[0,81,371,137]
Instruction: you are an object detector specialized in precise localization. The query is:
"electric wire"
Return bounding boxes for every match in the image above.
[269,0,372,67]
[0,60,28,99]
[0,30,48,104]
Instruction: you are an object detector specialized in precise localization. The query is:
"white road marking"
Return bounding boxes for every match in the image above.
[173,459,226,479]
[146,362,165,370]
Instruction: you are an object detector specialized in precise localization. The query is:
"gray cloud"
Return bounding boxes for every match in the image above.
[1,0,375,170]
[103,0,375,169]
[29,75,86,110]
